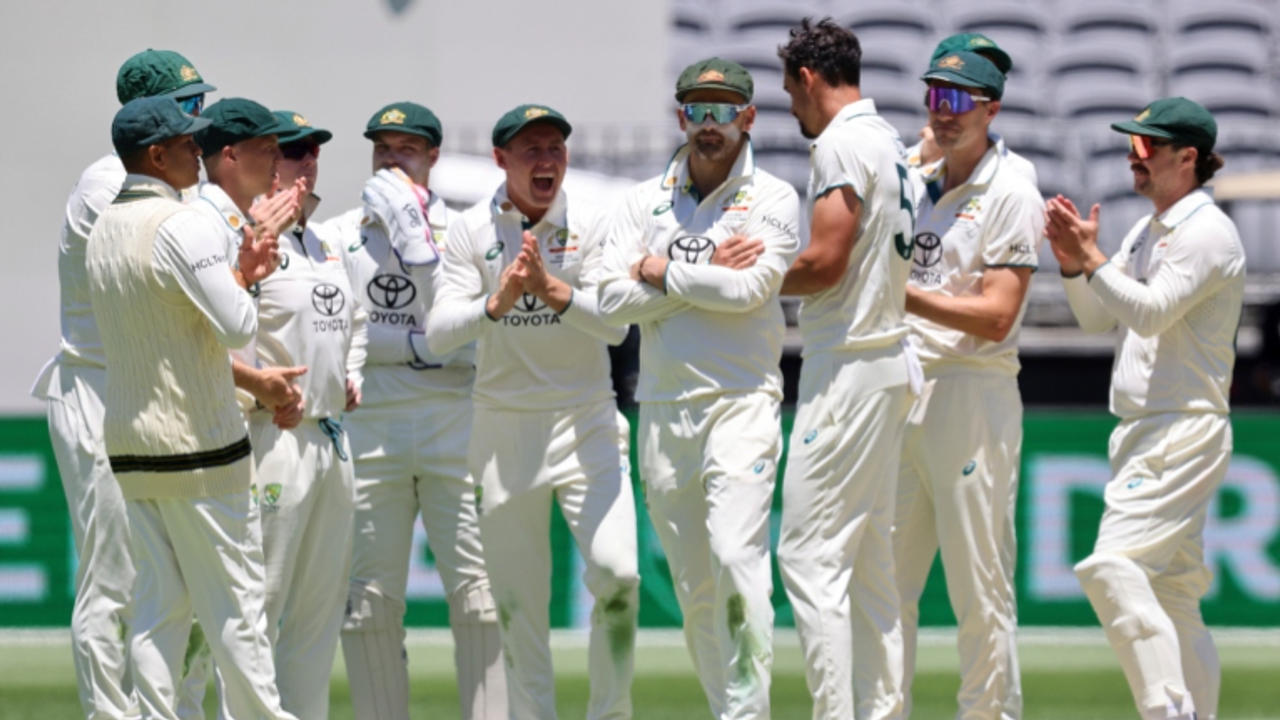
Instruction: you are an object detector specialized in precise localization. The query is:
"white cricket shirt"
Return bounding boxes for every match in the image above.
[597,141,802,402]
[799,99,914,356]
[1062,189,1245,419]
[426,186,624,412]
[315,193,474,408]
[907,133,1038,187]
[906,142,1044,376]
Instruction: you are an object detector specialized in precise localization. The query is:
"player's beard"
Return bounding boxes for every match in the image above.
[686,123,742,162]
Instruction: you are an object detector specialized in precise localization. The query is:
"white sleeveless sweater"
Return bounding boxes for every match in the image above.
[86,178,250,499]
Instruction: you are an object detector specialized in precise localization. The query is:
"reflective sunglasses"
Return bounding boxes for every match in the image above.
[177,93,205,116]
[681,102,749,125]
[924,86,990,114]
[280,141,321,161]
[1128,134,1171,160]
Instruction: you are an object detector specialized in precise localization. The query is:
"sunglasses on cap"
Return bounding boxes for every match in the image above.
[1128,134,1172,160]
[177,94,205,116]
[280,141,321,161]
[681,103,749,125]
[923,86,991,114]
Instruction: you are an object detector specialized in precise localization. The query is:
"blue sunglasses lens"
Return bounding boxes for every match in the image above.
[925,87,977,113]
[682,103,742,125]
[178,94,205,116]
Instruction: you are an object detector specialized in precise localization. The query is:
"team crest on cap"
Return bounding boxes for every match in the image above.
[179,65,200,82]
[292,113,310,127]
[1135,108,1151,122]
[938,55,965,69]
[697,69,725,83]
[381,108,407,125]
[524,107,550,119]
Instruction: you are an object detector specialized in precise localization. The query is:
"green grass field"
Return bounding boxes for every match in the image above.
[2,629,1277,719]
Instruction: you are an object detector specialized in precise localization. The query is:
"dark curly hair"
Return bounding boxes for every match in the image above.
[777,17,862,88]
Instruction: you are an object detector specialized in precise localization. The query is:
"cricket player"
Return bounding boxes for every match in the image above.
[243,110,367,719]
[1046,97,1243,720]
[30,49,216,719]
[894,51,1044,720]
[85,95,295,720]
[314,102,506,720]
[597,59,802,719]
[905,33,1037,187]
[426,104,638,720]
[775,19,919,720]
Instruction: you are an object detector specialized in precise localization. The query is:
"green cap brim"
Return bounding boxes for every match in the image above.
[183,116,213,135]
[675,83,751,103]
[495,117,572,147]
[279,127,333,145]
[1109,120,1175,139]
[363,125,439,143]
[920,70,990,92]
[163,82,217,99]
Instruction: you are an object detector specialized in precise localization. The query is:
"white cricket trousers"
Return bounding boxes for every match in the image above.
[471,400,639,720]
[252,414,355,720]
[894,372,1023,720]
[125,480,295,720]
[639,391,780,720]
[1074,412,1230,720]
[342,392,504,720]
[44,362,209,719]
[779,346,913,720]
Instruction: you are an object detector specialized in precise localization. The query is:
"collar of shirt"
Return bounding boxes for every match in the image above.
[490,183,568,234]
[922,138,1002,203]
[118,173,182,202]
[659,137,758,204]
[1154,188,1215,231]
[198,182,249,232]
[811,98,879,150]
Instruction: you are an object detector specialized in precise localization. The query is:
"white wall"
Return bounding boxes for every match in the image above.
[0,0,670,411]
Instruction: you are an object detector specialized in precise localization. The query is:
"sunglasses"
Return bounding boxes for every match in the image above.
[681,103,749,125]
[280,141,321,160]
[1128,134,1171,160]
[924,86,991,114]
[177,94,205,116]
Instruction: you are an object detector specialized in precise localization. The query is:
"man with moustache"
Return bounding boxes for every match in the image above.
[775,18,919,720]
[245,109,367,719]
[894,51,1044,719]
[427,104,639,720]
[1046,98,1242,720]
[316,102,506,720]
[597,59,802,719]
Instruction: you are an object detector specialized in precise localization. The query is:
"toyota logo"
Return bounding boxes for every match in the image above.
[668,235,716,264]
[515,292,547,313]
[913,232,943,268]
[311,283,345,317]
[367,274,416,309]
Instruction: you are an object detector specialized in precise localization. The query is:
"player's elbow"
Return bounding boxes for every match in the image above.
[978,313,1017,343]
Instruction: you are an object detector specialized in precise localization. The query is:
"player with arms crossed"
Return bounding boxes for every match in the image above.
[315,102,506,720]
[427,104,639,720]
[895,51,1044,720]
[776,18,919,720]
[598,59,801,719]
[1046,98,1243,720]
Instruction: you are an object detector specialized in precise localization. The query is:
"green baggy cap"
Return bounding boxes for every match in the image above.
[364,102,443,147]
[273,110,333,145]
[193,98,291,156]
[491,104,572,147]
[921,50,1005,100]
[931,33,1013,75]
[111,96,211,157]
[116,49,216,104]
[675,57,754,103]
[1110,97,1217,150]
